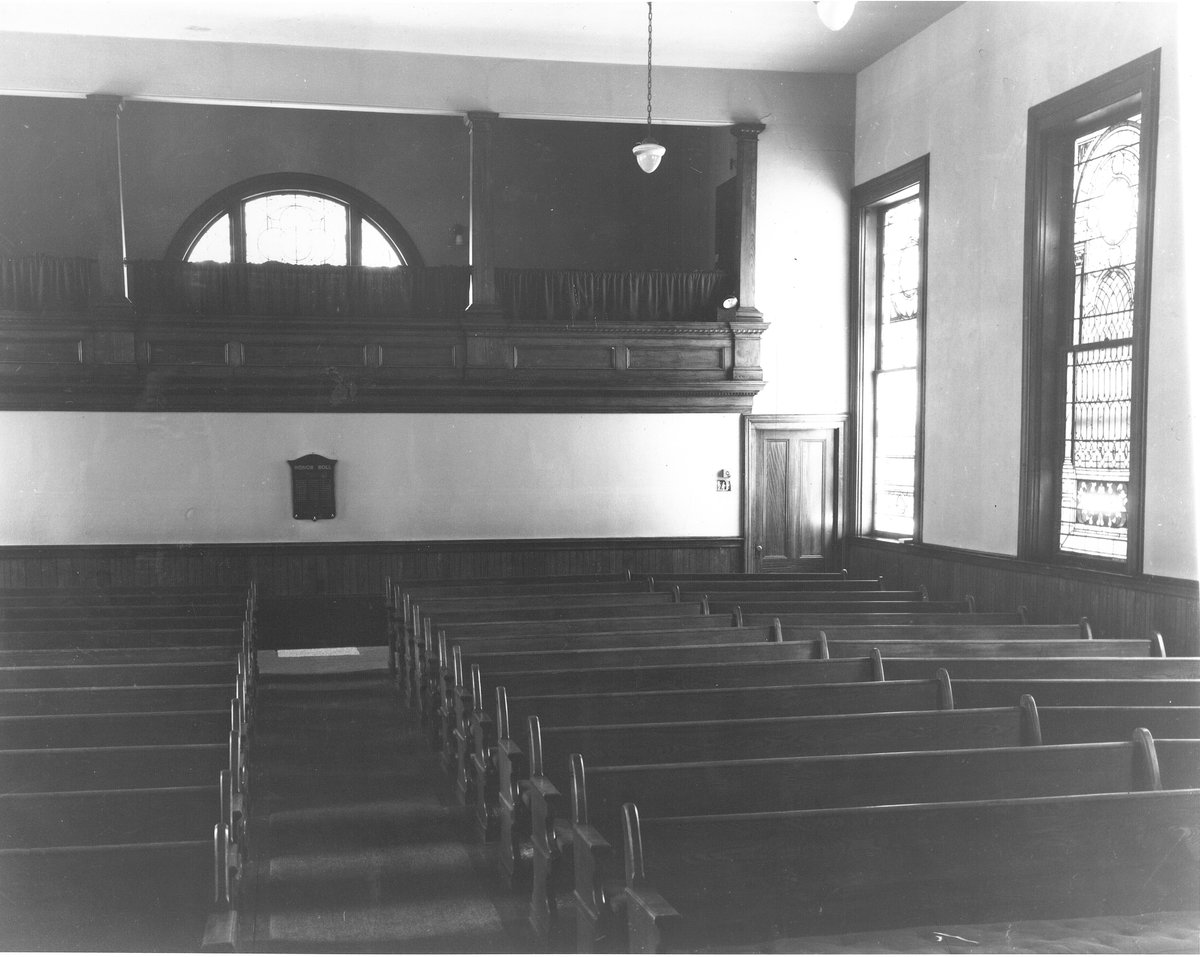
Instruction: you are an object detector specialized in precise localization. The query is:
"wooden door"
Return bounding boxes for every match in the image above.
[744,416,845,572]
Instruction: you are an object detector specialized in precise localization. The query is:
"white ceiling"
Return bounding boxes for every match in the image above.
[0,1,963,74]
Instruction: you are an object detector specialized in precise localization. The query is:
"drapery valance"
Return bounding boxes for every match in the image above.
[124,261,472,319]
[3,257,728,324]
[495,268,725,323]
[0,256,98,311]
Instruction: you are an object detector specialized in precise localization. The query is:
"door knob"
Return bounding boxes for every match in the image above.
[755,545,763,556]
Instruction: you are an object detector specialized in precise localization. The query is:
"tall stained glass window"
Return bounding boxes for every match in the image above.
[1020,51,1158,574]
[1059,119,1140,560]
[873,196,922,536]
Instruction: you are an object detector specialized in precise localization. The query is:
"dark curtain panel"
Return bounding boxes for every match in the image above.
[124,262,471,318]
[0,256,98,311]
[496,269,725,323]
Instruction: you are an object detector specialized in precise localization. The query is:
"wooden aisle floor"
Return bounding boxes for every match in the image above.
[241,652,536,953]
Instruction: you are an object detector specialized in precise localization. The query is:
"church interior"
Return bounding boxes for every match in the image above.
[0,1,1197,952]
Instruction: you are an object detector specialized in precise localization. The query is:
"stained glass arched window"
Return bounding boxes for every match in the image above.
[166,174,422,267]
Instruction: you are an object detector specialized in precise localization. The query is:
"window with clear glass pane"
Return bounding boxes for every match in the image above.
[1058,117,1139,560]
[872,196,921,536]
[244,193,348,266]
[187,213,232,263]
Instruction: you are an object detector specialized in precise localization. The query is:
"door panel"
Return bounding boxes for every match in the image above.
[746,417,844,572]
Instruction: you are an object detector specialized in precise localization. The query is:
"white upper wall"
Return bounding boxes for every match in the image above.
[855,1,1195,579]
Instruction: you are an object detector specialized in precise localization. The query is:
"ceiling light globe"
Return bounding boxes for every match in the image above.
[633,140,666,173]
[815,0,856,31]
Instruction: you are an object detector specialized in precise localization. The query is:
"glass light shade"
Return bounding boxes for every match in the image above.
[815,0,856,31]
[633,140,666,173]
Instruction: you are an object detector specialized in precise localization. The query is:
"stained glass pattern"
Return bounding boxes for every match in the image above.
[1059,117,1139,560]
[245,194,348,266]
[873,196,921,537]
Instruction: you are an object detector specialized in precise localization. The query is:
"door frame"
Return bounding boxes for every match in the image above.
[742,414,848,573]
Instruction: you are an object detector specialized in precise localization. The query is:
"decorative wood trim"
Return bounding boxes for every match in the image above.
[0,313,767,412]
[0,537,744,597]
[847,536,1198,655]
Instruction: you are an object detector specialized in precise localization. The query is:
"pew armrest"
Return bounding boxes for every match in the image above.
[528,773,569,859]
[624,884,684,954]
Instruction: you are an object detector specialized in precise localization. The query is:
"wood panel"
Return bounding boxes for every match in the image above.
[0,537,742,598]
[0,313,765,413]
[848,537,1199,656]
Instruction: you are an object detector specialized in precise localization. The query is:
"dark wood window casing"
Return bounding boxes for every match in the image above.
[849,155,929,544]
[1019,50,1160,575]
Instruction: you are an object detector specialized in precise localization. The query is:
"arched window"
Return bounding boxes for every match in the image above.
[166,173,424,267]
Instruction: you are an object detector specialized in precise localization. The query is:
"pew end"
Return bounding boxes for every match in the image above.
[621,802,682,954]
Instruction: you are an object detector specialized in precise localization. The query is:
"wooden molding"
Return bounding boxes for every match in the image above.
[0,311,768,412]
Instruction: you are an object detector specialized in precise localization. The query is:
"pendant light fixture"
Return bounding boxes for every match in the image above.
[814,0,857,31]
[632,1,665,173]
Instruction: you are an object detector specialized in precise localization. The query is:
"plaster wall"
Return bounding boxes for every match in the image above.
[0,412,742,545]
[855,2,1195,579]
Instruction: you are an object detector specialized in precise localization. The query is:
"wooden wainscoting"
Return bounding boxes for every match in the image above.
[848,538,1199,656]
[0,537,744,597]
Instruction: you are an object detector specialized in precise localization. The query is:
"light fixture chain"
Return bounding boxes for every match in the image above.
[646,1,653,134]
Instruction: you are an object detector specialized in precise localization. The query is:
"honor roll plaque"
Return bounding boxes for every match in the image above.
[289,454,337,521]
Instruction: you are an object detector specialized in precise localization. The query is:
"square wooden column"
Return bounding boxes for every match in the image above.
[732,123,766,322]
[465,110,504,320]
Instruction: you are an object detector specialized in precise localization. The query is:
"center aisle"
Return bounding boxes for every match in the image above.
[242,655,533,953]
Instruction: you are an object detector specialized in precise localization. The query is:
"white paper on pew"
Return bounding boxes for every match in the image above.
[276,647,362,657]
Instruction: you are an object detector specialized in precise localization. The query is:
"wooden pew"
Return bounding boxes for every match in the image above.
[713,598,971,617]
[0,660,238,688]
[0,842,215,951]
[828,637,1165,659]
[432,623,771,714]
[570,732,1166,951]
[684,588,923,605]
[1156,739,1200,788]
[0,683,238,715]
[414,606,714,715]
[951,678,1200,708]
[656,577,884,593]
[0,709,231,748]
[480,674,954,846]
[635,571,850,583]
[499,699,1042,892]
[881,656,1199,679]
[0,645,242,666]
[454,651,881,814]
[0,784,218,847]
[744,609,1025,628]
[814,620,1089,641]
[0,627,243,650]
[1039,705,1200,742]
[0,742,227,792]
[411,589,678,642]
[618,786,1200,952]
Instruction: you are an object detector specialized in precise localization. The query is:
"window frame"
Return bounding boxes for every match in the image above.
[1018,51,1160,575]
[164,172,424,267]
[849,154,930,544]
